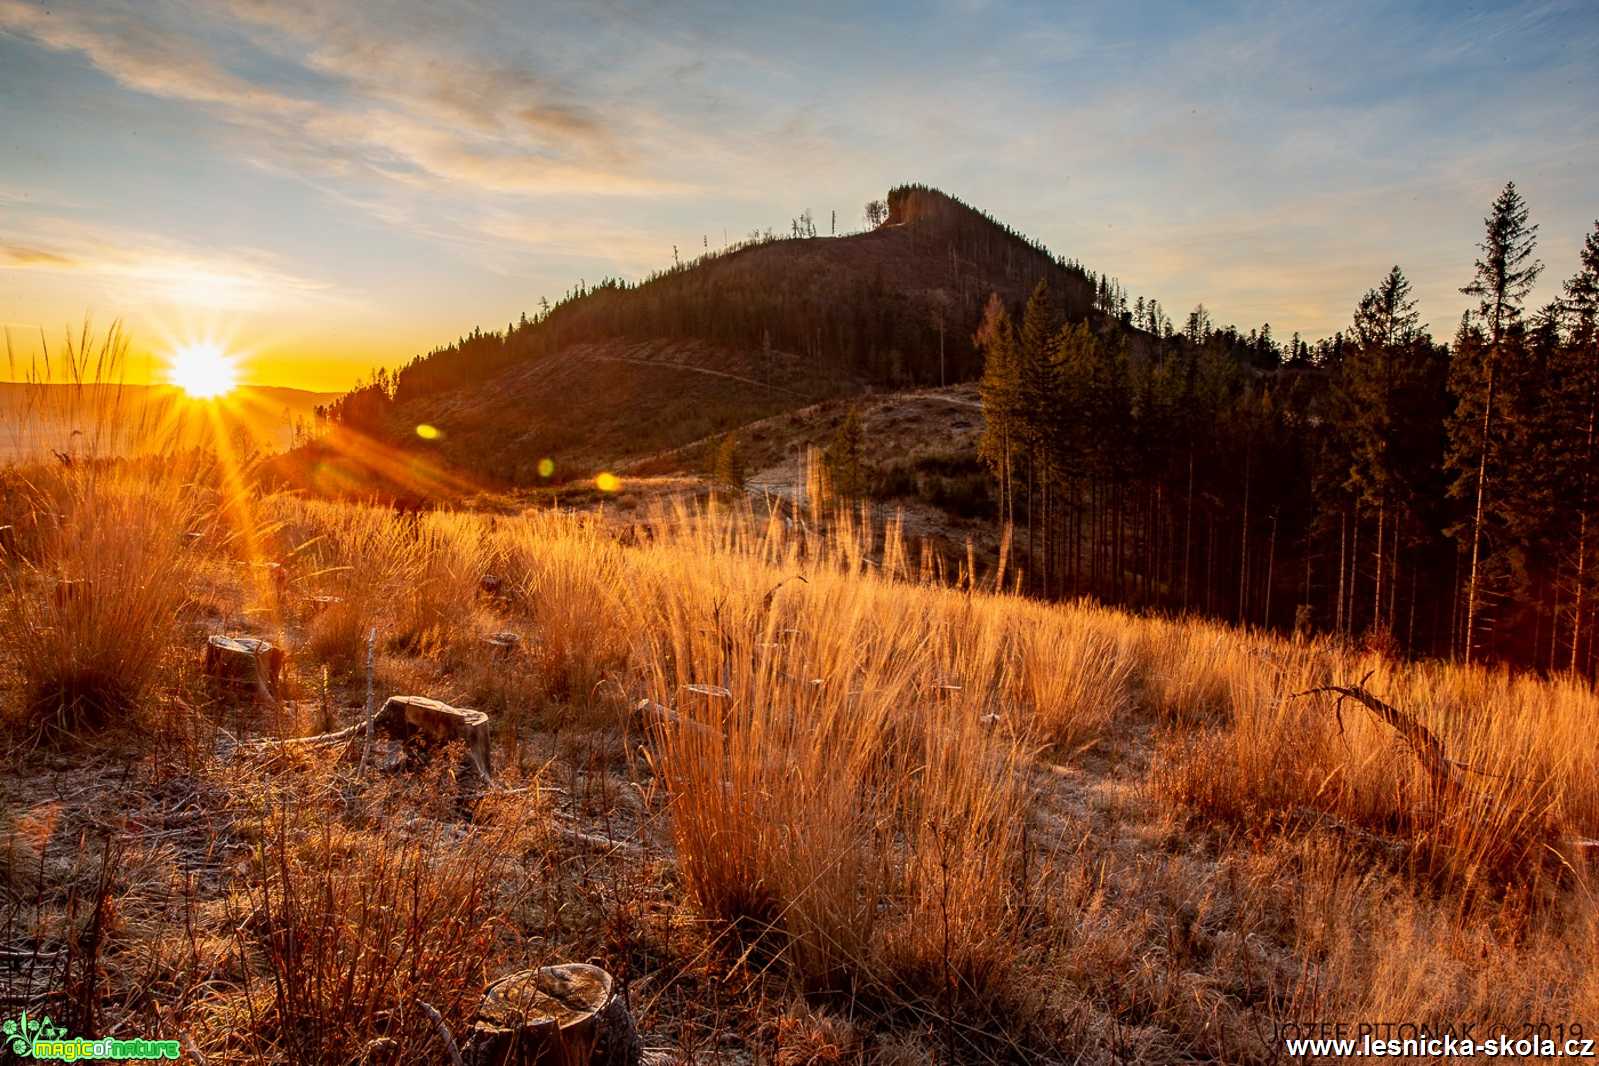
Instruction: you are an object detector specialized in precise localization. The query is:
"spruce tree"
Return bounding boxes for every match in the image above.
[712,433,746,491]
[1454,182,1542,662]
[825,407,867,498]
[1558,222,1599,670]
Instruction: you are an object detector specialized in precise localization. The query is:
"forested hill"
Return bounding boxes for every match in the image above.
[389,185,1102,405]
[309,185,1185,458]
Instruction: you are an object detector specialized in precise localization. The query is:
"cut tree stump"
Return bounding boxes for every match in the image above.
[484,632,522,657]
[245,694,493,782]
[203,635,285,700]
[464,963,641,1066]
[374,695,492,779]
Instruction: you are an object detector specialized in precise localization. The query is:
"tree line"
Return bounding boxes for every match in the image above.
[975,182,1599,672]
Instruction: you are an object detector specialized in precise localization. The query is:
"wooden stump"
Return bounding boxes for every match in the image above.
[203,635,285,700]
[464,963,640,1066]
[373,695,492,779]
[484,632,522,657]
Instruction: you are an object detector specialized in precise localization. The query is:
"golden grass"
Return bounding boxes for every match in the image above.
[3,446,1598,1059]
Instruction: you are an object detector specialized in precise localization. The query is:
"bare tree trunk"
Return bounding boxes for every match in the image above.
[1183,451,1194,611]
[1465,360,1498,664]
[1238,445,1251,626]
[1572,387,1595,674]
[1348,509,1361,636]
[1336,507,1347,635]
[1373,500,1385,633]
[1263,511,1277,629]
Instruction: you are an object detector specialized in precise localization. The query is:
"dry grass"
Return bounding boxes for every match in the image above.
[3,444,1597,1061]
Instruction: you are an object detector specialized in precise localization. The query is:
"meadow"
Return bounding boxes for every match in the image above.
[0,329,1586,1061]
[1,378,1596,1061]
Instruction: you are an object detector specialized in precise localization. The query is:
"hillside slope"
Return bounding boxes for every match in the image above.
[305,185,1112,491]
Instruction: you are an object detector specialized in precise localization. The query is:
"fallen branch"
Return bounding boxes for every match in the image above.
[1292,673,1455,796]
[418,999,465,1066]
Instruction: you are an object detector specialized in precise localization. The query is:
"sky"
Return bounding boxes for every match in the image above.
[2,0,1596,392]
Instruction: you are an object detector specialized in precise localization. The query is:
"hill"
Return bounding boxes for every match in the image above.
[300,185,1115,491]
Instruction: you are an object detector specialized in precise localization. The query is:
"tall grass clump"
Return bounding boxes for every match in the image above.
[633,499,1043,1030]
[2,324,205,735]
[7,476,197,732]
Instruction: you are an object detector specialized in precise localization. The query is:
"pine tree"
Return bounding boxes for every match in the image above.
[1016,280,1061,588]
[1454,182,1542,662]
[1335,266,1447,637]
[712,433,746,491]
[1558,222,1599,671]
[825,407,866,497]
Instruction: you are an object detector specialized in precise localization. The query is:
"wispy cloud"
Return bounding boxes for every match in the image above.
[0,0,689,201]
[0,217,341,313]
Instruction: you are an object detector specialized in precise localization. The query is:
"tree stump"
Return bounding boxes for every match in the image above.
[464,963,640,1066]
[374,695,492,779]
[484,632,522,657]
[203,635,285,700]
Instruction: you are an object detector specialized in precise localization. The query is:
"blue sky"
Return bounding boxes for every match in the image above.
[2,0,1596,389]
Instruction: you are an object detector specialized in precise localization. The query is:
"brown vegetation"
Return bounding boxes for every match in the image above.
[2,428,1597,1061]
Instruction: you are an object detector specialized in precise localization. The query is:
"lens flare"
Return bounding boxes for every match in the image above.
[416,424,441,440]
[595,472,620,492]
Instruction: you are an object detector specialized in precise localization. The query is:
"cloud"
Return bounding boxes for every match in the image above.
[1,244,77,267]
[0,219,340,313]
[0,0,686,201]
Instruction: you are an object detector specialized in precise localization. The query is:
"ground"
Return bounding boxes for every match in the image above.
[2,475,1596,1064]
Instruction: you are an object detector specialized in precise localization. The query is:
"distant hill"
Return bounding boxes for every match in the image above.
[0,382,341,463]
[294,184,1127,494]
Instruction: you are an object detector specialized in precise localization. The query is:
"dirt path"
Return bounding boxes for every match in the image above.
[569,351,811,398]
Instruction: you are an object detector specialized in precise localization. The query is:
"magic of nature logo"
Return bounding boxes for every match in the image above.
[2,1011,181,1060]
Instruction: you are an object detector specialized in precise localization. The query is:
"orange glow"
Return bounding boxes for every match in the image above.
[166,341,240,398]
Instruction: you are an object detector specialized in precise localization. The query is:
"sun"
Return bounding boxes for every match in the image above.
[167,342,240,399]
